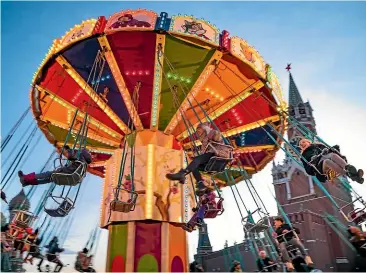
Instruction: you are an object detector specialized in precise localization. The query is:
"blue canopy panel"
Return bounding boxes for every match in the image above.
[62,37,132,128]
[233,125,276,147]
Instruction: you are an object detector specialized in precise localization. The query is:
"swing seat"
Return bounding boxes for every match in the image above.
[242,209,270,233]
[44,196,74,217]
[110,188,138,213]
[52,161,87,186]
[11,210,36,229]
[204,197,224,218]
[203,142,234,174]
[348,208,366,225]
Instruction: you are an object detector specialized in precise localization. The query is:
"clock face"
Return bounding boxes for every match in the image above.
[287,136,303,157]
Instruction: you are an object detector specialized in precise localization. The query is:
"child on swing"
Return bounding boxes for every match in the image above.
[184,190,217,232]
[18,144,92,187]
[299,138,363,184]
[166,122,232,195]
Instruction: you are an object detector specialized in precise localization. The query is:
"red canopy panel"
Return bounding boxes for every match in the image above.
[214,88,278,133]
[107,32,157,128]
[39,61,123,134]
[237,151,267,169]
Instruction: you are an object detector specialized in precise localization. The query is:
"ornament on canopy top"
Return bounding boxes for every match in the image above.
[155,12,171,31]
[169,15,220,46]
[105,9,158,33]
[57,19,98,51]
[230,37,266,79]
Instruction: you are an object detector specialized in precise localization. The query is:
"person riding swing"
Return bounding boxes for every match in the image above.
[18,144,92,187]
[273,216,313,271]
[166,122,232,195]
[299,138,363,184]
[184,190,219,232]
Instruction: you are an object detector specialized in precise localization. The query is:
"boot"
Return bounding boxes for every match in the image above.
[285,262,294,271]
[357,169,364,184]
[345,165,358,180]
[18,171,38,187]
[195,181,207,196]
[166,169,186,184]
[305,255,313,266]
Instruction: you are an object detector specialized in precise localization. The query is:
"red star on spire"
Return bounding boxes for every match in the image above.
[286,63,292,72]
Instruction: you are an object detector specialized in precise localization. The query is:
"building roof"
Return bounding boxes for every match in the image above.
[288,72,304,107]
[8,189,30,212]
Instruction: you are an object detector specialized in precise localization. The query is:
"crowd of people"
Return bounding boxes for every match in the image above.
[1,221,95,272]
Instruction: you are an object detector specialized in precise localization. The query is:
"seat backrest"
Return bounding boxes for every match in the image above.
[216,199,223,209]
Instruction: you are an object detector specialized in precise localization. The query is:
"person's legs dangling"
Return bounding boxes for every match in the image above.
[166,153,214,185]
[18,170,54,187]
[288,238,313,265]
[322,153,364,183]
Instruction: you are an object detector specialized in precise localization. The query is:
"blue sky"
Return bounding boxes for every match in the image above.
[2,1,366,271]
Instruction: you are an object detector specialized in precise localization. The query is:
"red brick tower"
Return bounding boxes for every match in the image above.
[272,65,356,271]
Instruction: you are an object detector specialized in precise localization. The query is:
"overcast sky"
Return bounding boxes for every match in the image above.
[2,1,366,272]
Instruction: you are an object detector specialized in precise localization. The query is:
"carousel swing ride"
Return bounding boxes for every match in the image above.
[2,7,365,272]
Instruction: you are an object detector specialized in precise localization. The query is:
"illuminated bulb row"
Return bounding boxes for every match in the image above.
[91,74,111,85]
[234,149,262,154]
[231,108,243,125]
[151,40,164,127]
[88,149,113,155]
[90,163,106,167]
[167,65,214,132]
[125,70,150,76]
[104,53,141,128]
[221,30,230,49]
[166,73,191,84]
[225,120,267,137]
[62,60,128,133]
[71,89,83,104]
[205,87,224,102]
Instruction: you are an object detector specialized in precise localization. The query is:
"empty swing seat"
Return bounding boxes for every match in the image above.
[348,208,366,225]
[203,142,234,174]
[204,198,224,218]
[44,196,74,217]
[110,188,138,213]
[52,161,87,186]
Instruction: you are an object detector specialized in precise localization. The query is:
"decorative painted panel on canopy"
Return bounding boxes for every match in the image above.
[56,19,98,52]
[105,9,158,33]
[169,15,220,46]
[230,37,267,79]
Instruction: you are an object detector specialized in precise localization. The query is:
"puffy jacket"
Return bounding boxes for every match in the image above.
[275,224,300,243]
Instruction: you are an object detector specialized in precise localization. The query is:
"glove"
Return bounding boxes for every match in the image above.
[321,148,329,156]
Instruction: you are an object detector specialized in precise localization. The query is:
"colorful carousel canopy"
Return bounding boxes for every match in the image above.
[30,9,287,180]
